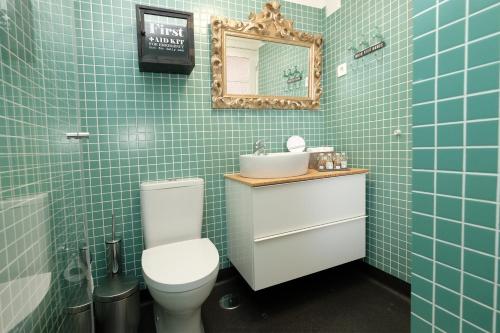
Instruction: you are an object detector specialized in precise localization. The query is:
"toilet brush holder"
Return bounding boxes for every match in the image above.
[106,238,121,276]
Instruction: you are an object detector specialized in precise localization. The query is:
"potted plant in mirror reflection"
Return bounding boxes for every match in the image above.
[283,65,304,92]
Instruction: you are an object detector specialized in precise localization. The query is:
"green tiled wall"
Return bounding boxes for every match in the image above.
[258,42,309,96]
[411,0,500,331]
[1,0,90,331]
[74,0,326,285]
[323,0,413,282]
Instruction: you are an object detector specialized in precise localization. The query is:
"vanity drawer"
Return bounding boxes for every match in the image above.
[252,216,366,290]
[252,174,365,238]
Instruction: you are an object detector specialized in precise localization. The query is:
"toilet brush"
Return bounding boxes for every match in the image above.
[106,212,122,276]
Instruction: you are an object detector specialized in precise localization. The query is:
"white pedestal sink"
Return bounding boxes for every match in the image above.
[240,152,310,178]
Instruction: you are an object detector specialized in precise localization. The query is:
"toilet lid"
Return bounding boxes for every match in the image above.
[142,238,219,293]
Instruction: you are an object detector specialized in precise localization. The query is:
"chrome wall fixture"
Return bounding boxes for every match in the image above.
[348,26,384,56]
[347,26,386,70]
[66,132,90,140]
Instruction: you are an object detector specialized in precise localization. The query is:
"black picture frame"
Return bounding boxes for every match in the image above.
[136,5,195,74]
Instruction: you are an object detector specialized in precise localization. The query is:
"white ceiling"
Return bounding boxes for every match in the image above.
[286,0,326,8]
[285,0,341,16]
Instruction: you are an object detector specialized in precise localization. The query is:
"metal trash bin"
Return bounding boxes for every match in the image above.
[94,275,140,333]
[65,293,92,333]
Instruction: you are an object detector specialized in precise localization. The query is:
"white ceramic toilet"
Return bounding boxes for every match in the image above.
[140,178,219,333]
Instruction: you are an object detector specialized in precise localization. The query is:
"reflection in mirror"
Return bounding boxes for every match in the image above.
[211,1,322,109]
[225,36,309,97]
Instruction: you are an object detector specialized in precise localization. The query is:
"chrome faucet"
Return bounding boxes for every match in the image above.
[253,139,267,155]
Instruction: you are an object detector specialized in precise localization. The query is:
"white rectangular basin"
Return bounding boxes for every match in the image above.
[240,152,310,178]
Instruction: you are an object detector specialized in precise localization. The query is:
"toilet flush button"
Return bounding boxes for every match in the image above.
[393,129,402,136]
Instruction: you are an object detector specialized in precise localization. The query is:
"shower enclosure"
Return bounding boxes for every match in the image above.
[0,0,93,331]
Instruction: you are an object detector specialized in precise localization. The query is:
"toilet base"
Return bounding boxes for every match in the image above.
[154,303,204,333]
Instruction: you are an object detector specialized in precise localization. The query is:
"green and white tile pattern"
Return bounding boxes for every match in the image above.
[258,42,309,97]
[411,0,500,331]
[1,0,89,332]
[323,0,413,282]
[74,0,326,285]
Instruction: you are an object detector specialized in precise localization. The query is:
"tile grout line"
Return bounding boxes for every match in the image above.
[432,1,439,331]
[413,2,500,41]
[459,0,469,331]
[494,30,500,330]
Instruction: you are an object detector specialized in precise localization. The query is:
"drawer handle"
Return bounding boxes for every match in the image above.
[254,216,366,243]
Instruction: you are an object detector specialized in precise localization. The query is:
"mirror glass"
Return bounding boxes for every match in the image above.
[225,36,309,97]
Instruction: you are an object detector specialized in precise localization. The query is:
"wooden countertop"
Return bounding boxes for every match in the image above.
[224,168,368,187]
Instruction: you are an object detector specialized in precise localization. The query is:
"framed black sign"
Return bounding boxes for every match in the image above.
[136,5,195,74]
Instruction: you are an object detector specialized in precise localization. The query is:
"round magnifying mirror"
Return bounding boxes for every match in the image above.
[287,135,306,152]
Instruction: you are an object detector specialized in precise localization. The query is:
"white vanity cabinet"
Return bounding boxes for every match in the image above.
[225,170,367,291]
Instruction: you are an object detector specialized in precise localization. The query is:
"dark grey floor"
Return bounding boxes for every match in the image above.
[139,261,410,333]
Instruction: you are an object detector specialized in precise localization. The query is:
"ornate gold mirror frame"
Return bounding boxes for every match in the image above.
[210,1,323,110]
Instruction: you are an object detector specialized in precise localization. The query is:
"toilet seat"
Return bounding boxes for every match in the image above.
[142,238,219,293]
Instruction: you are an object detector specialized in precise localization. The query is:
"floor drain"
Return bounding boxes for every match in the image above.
[219,293,240,310]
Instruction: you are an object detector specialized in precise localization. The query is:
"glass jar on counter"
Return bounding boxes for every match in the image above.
[317,153,326,171]
[334,153,342,170]
[341,152,348,169]
[325,153,334,170]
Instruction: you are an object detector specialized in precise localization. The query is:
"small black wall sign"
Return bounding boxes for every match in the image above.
[136,5,195,74]
[354,41,386,59]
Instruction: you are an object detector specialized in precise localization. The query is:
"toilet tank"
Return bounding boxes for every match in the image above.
[140,178,204,249]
